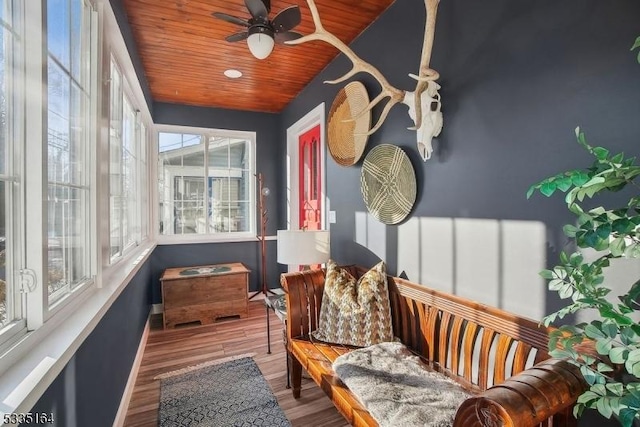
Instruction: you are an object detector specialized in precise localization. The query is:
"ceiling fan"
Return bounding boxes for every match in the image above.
[212,0,302,59]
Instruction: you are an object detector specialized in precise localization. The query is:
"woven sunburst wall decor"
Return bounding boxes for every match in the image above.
[360,144,417,225]
[327,81,371,166]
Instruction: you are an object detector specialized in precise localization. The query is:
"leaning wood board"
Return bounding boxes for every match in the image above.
[160,263,250,329]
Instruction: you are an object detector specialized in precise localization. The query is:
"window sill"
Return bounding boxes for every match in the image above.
[0,241,156,423]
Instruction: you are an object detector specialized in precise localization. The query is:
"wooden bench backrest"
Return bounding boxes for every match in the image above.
[352,266,552,393]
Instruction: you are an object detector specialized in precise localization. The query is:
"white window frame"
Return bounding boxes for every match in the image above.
[155,125,257,244]
[139,119,148,241]
[44,0,98,311]
[108,56,148,264]
[0,0,27,352]
[20,0,100,333]
[122,94,139,248]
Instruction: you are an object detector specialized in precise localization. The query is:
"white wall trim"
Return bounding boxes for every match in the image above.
[151,304,163,315]
[112,317,151,427]
[285,103,327,232]
[156,234,277,246]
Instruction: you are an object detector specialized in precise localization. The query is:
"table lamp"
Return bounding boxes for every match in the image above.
[277,229,330,269]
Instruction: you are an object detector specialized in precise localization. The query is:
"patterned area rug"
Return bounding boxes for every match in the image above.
[158,356,291,427]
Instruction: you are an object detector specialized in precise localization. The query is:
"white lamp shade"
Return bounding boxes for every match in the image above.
[247,33,274,60]
[277,230,330,266]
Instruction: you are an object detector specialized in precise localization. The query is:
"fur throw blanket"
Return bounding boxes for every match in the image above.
[332,342,469,427]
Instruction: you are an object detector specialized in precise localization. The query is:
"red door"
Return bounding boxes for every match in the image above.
[299,125,322,231]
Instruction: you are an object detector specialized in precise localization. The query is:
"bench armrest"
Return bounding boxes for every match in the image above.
[281,269,327,342]
[454,358,587,427]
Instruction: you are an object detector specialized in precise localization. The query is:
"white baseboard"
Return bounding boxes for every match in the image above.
[112,316,151,427]
[151,303,163,315]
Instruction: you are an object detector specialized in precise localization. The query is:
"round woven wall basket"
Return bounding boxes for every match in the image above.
[327,81,371,166]
[360,144,417,225]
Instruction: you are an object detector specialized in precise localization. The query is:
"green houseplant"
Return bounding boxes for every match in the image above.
[528,131,640,425]
[527,39,640,426]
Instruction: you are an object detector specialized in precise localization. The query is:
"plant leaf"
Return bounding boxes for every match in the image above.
[526,186,536,199]
[611,237,627,257]
[556,176,573,192]
[596,396,614,418]
[571,171,591,187]
[540,269,554,280]
[558,283,574,299]
[613,218,633,234]
[596,338,613,355]
[609,347,629,364]
[593,147,610,161]
[575,127,587,147]
[618,408,637,427]
[597,223,612,240]
[562,224,580,237]
[585,324,607,339]
[580,365,599,385]
[626,243,640,259]
[627,349,640,363]
[541,181,557,197]
[602,320,618,338]
[611,152,625,164]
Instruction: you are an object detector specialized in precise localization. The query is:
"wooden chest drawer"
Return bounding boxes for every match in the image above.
[160,263,250,329]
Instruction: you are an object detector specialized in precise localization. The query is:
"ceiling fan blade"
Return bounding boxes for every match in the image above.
[271,6,301,33]
[275,31,302,43]
[212,12,249,27]
[244,0,268,20]
[226,31,249,42]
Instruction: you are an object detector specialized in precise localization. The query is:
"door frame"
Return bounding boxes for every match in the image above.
[285,103,327,233]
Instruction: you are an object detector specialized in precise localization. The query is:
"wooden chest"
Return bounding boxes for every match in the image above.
[160,263,250,329]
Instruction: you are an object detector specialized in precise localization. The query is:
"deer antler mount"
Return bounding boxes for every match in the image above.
[287,0,442,161]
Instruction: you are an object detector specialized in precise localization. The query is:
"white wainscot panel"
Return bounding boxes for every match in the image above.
[500,220,546,320]
[354,211,386,261]
[454,218,500,307]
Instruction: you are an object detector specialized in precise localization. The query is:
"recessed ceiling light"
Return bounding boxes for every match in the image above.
[224,69,242,79]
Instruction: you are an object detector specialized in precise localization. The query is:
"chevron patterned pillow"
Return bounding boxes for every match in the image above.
[311,260,394,347]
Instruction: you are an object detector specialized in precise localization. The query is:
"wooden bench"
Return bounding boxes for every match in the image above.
[282,266,587,427]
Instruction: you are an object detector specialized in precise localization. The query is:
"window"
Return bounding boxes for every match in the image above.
[157,129,255,239]
[47,0,95,306]
[0,0,98,347]
[0,0,156,407]
[0,0,23,333]
[109,58,147,262]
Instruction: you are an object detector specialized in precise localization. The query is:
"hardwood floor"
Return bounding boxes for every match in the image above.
[123,300,348,427]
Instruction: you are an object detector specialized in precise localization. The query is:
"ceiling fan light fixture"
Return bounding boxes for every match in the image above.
[247,26,274,59]
[212,1,301,59]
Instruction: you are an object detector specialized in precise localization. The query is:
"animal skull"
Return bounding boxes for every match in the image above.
[288,0,443,161]
[403,81,443,161]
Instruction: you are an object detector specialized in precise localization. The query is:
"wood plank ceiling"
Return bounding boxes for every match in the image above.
[122,0,395,113]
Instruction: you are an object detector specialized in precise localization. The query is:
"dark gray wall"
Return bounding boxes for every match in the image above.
[151,102,282,301]
[281,1,639,425]
[281,0,640,289]
[24,262,152,427]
